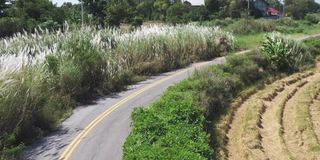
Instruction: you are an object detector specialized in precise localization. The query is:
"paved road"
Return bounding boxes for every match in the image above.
[24,33,320,160]
[24,53,237,160]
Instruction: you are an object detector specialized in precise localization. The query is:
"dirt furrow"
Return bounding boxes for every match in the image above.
[310,91,320,143]
[226,74,304,160]
[260,85,296,160]
[282,72,320,160]
[226,74,311,160]
[260,72,313,160]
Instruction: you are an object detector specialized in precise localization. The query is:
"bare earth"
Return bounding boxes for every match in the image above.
[225,64,320,160]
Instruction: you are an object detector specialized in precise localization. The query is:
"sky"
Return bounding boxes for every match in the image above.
[51,0,79,6]
[184,0,204,6]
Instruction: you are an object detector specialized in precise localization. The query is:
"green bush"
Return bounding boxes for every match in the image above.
[224,53,266,85]
[227,19,276,35]
[131,16,143,27]
[275,17,300,27]
[305,13,320,24]
[0,18,24,37]
[303,38,320,55]
[261,33,314,72]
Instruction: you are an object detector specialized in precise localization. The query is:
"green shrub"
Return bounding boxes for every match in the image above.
[0,18,24,37]
[131,16,143,27]
[303,38,320,55]
[227,19,275,35]
[261,33,314,72]
[275,17,300,27]
[305,13,320,24]
[224,53,265,85]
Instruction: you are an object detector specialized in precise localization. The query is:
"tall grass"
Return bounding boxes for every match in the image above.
[0,24,235,158]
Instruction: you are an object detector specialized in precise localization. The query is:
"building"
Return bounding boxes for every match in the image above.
[252,0,281,17]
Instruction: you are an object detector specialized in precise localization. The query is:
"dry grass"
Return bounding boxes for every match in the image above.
[283,71,320,160]
[225,72,314,160]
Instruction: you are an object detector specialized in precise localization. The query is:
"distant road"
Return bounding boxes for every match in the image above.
[24,33,320,160]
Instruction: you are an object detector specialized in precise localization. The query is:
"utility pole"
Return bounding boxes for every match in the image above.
[81,0,84,27]
[247,0,250,17]
[282,0,285,17]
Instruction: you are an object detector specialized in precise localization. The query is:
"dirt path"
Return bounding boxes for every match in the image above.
[225,68,320,160]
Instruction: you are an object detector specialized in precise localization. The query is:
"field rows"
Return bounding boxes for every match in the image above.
[216,63,320,160]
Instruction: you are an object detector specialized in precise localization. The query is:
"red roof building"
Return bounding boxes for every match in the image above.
[267,7,280,16]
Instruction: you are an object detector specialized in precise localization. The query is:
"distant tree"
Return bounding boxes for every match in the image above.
[205,0,220,12]
[187,6,210,21]
[9,0,55,20]
[228,0,243,18]
[136,0,154,20]
[60,3,82,24]
[286,0,320,19]
[0,0,7,17]
[82,0,108,25]
[104,1,130,26]
[166,2,188,23]
[154,0,170,20]
[266,0,281,7]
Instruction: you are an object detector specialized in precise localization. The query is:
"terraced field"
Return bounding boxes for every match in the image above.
[216,63,320,160]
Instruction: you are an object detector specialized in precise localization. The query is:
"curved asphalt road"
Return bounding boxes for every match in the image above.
[24,54,233,160]
[24,34,320,160]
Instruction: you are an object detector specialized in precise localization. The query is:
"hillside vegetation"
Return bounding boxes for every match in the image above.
[124,33,320,159]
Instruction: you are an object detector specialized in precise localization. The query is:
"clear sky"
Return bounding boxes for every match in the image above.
[51,0,79,6]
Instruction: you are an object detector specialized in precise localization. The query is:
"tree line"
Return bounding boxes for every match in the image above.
[0,0,319,37]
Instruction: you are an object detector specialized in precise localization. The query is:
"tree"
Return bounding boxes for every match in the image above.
[286,0,320,19]
[153,0,170,20]
[228,0,243,18]
[136,0,154,20]
[166,2,188,23]
[205,0,220,12]
[82,0,108,25]
[0,0,7,17]
[104,1,130,26]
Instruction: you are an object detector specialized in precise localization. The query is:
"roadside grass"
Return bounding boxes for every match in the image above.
[236,33,264,49]
[236,25,320,50]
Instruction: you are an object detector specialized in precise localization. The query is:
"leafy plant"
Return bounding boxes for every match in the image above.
[261,32,313,72]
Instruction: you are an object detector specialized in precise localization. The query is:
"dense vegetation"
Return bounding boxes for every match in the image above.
[0,24,234,159]
[1,0,320,37]
[201,16,320,35]
[123,34,318,159]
